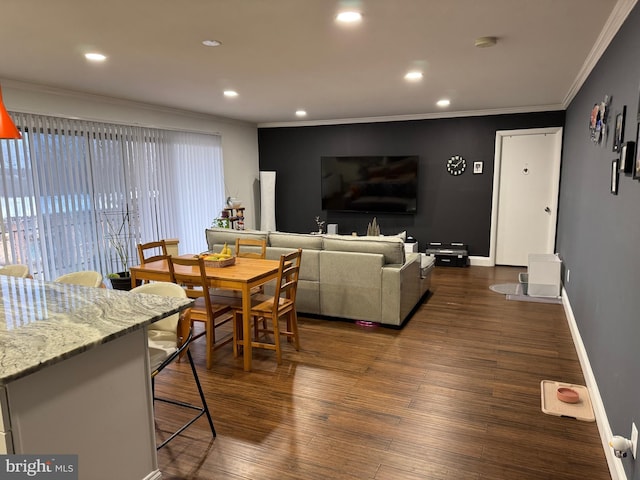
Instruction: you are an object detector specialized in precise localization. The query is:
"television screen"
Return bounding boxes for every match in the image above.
[321,155,418,214]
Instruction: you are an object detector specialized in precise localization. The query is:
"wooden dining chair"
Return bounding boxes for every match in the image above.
[170,256,233,369]
[213,238,269,299]
[238,237,268,294]
[235,237,267,259]
[137,240,174,283]
[232,248,302,364]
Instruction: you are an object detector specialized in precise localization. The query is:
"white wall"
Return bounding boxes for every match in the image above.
[1,80,260,229]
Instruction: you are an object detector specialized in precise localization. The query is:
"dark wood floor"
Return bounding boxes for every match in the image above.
[155,266,610,479]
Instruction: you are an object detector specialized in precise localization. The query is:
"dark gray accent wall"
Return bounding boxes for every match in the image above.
[258,112,563,255]
[559,4,640,479]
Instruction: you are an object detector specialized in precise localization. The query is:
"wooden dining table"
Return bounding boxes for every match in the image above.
[129,255,283,372]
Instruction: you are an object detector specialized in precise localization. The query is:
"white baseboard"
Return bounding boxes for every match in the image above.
[469,256,493,267]
[561,287,625,480]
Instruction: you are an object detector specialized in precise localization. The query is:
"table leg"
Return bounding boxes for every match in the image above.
[130,271,137,289]
[242,284,252,372]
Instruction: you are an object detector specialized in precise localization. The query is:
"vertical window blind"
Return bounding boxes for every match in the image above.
[0,112,225,280]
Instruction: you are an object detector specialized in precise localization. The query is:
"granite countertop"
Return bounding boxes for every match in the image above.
[0,276,193,384]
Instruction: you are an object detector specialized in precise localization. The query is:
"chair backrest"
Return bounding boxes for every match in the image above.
[0,264,30,278]
[235,237,267,259]
[130,281,186,334]
[54,270,103,287]
[272,249,302,312]
[170,255,214,312]
[138,240,169,265]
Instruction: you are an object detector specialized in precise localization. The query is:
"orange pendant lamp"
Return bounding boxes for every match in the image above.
[0,85,22,139]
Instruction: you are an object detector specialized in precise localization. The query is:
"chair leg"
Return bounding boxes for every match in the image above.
[289,310,300,351]
[154,348,216,450]
[271,314,282,364]
[253,315,261,339]
[187,348,216,437]
[205,319,214,369]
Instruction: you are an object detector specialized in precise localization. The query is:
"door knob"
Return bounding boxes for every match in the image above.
[544,207,551,213]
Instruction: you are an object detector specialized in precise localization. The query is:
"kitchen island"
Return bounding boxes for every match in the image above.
[0,275,192,480]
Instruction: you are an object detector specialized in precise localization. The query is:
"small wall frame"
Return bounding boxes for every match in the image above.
[634,125,640,179]
[613,106,626,152]
[620,141,635,174]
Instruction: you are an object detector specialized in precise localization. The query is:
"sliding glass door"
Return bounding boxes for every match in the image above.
[0,113,224,280]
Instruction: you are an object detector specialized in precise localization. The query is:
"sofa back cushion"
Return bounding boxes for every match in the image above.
[322,235,405,265]
[268,232,323,250]
[266,246,319,282]
[205,228,268,252]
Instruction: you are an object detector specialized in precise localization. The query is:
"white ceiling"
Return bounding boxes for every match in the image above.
[0,0,631,126]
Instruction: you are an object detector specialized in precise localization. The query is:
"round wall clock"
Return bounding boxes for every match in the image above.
[446,155,466,176]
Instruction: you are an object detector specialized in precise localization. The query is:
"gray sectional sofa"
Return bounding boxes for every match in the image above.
[205,228,434,327]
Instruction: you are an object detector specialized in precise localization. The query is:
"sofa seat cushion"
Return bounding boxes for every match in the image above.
[323,235,405,265]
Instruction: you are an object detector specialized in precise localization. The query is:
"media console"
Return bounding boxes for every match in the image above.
[425,242,469,267]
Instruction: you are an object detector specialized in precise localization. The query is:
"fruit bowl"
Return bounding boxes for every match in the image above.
[202,255,236,268]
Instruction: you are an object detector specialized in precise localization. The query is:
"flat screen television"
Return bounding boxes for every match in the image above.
[321,155,418,214]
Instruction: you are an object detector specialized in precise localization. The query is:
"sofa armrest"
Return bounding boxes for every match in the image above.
[381,255,421,326]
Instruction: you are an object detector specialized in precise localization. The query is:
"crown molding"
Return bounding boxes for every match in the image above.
[257,104,565,129]
[0,78,252,129]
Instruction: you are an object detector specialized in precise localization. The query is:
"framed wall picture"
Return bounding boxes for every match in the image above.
[611,159,619,194]
[634,124,640,180]
[613,106,626,152]
[620,141,635,174]
[473,161,483,174]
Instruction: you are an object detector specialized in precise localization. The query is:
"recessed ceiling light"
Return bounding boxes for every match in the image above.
[336,11,362,23]
[202,39,222,47]
[85,53,106,62]
[295,110,307,117]
[437,99,451,107]
[223,90,238,98]
[404,71,423,81]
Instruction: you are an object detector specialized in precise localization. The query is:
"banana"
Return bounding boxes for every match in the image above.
[220,242,232,256]
[204,246,232,261]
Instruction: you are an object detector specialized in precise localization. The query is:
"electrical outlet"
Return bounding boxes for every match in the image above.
[566,269,570,284]
[631,423,638,459]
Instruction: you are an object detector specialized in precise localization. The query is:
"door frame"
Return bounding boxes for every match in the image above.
[485,127,563,267]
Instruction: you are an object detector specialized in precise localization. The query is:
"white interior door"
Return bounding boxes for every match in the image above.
[492,128,562,266]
